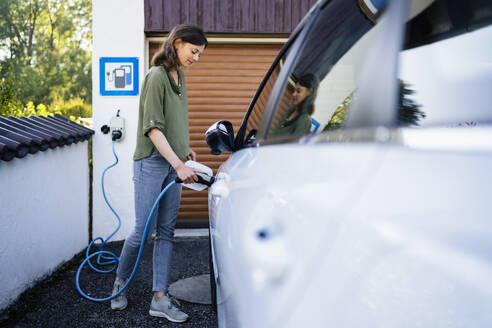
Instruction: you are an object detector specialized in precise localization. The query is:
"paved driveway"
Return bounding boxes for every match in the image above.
[1,237,217,327]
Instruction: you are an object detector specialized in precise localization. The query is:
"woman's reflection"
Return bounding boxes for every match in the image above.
[271,73,319,137]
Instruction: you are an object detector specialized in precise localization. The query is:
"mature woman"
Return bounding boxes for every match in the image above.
[110,24,207,323]
[270,73,319,137]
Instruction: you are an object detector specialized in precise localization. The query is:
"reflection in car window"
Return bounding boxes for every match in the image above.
[265,0,492,140]
[398,0,492,127]
[270,73,320,138]
[322,0,492,130]
[265,0,376,139]
[244,50,291,145]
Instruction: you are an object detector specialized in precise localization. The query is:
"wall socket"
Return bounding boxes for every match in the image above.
[110,115,125,141]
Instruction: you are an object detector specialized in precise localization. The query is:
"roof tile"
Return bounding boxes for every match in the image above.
[0,115,94,162]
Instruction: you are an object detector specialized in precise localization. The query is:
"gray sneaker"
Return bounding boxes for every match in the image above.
[149,294,189,323]
[110,277,128,310]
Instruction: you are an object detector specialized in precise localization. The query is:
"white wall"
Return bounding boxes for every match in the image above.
[0,143,90,311]
[92,0,145,241]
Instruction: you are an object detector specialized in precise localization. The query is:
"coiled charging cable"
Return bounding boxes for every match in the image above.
[75,140,177,302]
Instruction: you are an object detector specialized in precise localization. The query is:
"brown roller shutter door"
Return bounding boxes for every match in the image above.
[149,42,282,223]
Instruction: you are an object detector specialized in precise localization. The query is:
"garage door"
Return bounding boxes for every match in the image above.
[149,42,282,224]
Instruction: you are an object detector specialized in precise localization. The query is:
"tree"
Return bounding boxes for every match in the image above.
[0,64,24,117]
[397,80,425,126]
[323,80,426,131]
[0,0,92,117]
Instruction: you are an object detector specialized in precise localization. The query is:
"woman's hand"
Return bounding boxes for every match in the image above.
[175,162,198,184]
[187,149,197,161]
[147,129,198,183]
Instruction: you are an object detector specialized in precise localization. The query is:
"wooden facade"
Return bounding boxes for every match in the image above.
[145,0,318,35]
[149,42,282,223]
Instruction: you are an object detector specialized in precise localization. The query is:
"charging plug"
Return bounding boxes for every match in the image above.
[109,110,125,141]
[174,160,215,191]
[112,130,122,141]
[195,172,215,186]
[175,172,215,187]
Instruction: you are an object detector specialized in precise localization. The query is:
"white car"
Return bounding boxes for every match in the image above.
[205,0,492,327]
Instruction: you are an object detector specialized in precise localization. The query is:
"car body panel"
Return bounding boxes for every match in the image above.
[210,142,385,327]
[210,128,492,327]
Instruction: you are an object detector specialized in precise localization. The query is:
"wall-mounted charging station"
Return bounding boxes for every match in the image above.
[101,109,125,141]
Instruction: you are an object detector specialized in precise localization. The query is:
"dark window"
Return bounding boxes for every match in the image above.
[398,0,492,127]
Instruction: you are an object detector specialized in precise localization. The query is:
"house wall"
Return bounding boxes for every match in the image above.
[0,143,89,311]
[144,0,318,34]
[92,0,145,241]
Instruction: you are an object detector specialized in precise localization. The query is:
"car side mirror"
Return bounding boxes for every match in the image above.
[205,120,234,155]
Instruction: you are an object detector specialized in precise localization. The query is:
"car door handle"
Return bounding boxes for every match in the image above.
[245,221,290,286]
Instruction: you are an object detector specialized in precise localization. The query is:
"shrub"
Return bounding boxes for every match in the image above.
[49,97,92,121]
[0,66,24,117]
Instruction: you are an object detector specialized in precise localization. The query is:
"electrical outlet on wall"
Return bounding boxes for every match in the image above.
[110,111,125,141]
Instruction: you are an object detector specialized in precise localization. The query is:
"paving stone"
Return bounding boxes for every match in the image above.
[0,238,217,328]
[169,274,211,305]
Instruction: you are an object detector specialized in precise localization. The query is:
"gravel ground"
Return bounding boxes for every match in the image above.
[0,238,217,328]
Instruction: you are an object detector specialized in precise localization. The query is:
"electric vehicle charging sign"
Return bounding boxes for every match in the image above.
[99,57,139,96]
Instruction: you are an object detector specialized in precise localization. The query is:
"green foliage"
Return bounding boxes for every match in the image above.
[398,81,426,126]
[0,98,61,118]
[25,101,60,116]
[49,97,92,121]
[324,93,353,131]
[323,81,426,131]
[0,0,92,117]
[0,65,23,117]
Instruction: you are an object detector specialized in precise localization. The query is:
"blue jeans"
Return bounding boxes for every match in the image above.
[116,152,182,292]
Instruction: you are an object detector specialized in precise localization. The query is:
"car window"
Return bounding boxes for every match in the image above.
[263,0,492,142]
[398,0,492,127]
[263,0,377,140]
[242,47,294,145]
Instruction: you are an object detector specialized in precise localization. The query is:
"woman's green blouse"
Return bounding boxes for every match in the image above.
[133,65,190,161]
[270,106,312,138]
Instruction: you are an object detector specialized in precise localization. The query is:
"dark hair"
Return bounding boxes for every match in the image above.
[296,73,319,115]
[151,24,208,70]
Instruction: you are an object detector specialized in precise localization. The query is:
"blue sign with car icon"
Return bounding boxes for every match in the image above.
[100,57,139,96]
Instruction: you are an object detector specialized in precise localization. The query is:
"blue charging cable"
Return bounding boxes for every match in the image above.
[75,140,177,302]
